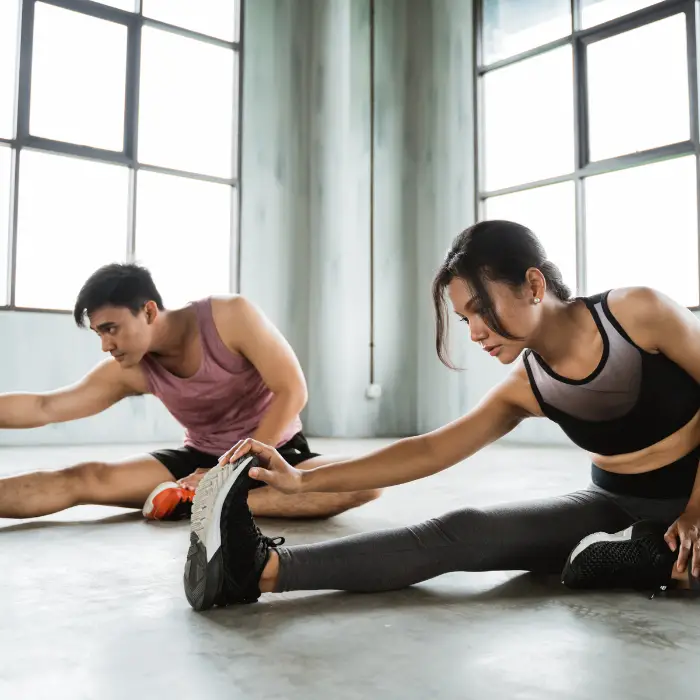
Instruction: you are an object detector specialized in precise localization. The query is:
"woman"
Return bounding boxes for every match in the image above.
[183,220,700,612]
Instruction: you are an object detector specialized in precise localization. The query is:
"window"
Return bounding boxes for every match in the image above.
[142,0,238,42]
[97,1,137,10]
[138,27,236,178]
[585,156,699,306]
[483,46,574,191]
[581,0,665,28]
[484,182,578,294]
[482,0,571,64]
[15,150,129,310]
[30,3,128,151]
[1,0,241,312]
[587,14,689,161]
[0,146,11,305]
[477,0,700,308]
[135,170,233,308]
[0,0,20,139]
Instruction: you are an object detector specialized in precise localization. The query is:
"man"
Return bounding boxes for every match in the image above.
[0,263,380,521]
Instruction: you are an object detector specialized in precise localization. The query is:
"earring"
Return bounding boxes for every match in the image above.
[533,298,541,305]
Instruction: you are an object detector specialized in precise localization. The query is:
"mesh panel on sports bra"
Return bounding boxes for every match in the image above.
[526,301,641,421]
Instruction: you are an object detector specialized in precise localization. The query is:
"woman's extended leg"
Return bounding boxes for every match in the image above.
[267,488,635,593]
[184,469,643,611]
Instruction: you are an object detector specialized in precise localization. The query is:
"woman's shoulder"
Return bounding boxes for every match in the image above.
[606,286,685,354]
[607,285,673,320]
[607,285,664,309]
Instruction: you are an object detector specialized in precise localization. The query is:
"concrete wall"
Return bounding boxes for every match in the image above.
[237,0,313,375]
[240,0,482,439]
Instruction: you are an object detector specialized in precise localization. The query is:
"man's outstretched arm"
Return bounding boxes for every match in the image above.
[0,358,137,429]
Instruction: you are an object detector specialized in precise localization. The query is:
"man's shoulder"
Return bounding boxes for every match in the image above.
[209,294,252,321]
[209,293,244,306]
[209,294,263,349]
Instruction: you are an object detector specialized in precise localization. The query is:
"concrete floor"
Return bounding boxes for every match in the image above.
[0,438,697,700]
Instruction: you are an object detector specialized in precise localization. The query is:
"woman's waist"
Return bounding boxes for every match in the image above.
[590,447,700,499]
[590,409,700,475]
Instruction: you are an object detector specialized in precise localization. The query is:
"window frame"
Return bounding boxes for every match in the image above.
[475,0,700,309]
[0,0,243,313]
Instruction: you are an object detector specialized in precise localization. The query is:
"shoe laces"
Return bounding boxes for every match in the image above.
[236,506,285,549]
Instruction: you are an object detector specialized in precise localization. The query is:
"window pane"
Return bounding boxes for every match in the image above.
[482,0,570,64]
[143,0,238,42]
[582,0,665,29]
[15,151,129,310]
[138,28,235,178]
[0,0,20,138]
[0,147,11,306]
[483,182,578,294]
[135,171,232,308]
[96,0,137,10]
[30,3,128,151]
[483,46,574,191]
[587,15,689,162]
[585,157,698,307]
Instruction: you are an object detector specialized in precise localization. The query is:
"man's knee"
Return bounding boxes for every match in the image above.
[357,488,382,506]
[62,461,111,502]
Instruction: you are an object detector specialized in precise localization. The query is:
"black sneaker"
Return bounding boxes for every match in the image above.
[561,520,676,593]
[183,454,284,611]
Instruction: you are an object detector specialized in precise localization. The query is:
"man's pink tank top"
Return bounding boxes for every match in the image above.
[140,297,302,456]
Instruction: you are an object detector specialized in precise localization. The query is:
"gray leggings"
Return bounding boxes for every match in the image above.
[275,485,688,593]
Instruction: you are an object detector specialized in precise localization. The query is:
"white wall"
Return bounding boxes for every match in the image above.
[0,311,182,446]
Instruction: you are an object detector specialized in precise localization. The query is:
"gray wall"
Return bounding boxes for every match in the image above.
[241,0,481,438]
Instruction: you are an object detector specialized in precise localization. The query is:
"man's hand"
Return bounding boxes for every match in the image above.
[220,438,304,494]
[664,506,700,577]
[178,468,210,492]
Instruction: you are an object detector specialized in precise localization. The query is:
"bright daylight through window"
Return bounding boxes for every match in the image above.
[478,0,700,308]
[0,0,240,312]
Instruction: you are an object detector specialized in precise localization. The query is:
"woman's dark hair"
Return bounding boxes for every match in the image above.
[432,220,571,368]
[73,262,165,327]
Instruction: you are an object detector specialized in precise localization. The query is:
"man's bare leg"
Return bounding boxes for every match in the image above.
[0,455,174,519]
[247,455,382,519]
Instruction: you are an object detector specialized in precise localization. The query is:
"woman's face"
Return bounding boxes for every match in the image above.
[447,276,542,364]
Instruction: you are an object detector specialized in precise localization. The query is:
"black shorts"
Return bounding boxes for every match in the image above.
[149,431,321,481]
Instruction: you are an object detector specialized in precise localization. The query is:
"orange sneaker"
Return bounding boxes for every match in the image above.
[143,482,195,521]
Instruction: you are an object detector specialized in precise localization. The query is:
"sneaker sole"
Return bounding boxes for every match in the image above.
[568,526,635,565]
[184,455,256,611]
[143,482,189,520]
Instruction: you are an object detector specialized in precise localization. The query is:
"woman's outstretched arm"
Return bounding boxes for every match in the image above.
[222,367,538,494]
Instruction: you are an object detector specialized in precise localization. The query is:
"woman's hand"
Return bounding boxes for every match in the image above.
[219,438,305,494]
[664,506,700,577]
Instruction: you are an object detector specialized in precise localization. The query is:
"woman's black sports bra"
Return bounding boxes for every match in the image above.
[523,290,700,498]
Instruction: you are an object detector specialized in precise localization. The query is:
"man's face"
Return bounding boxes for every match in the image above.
[88,304,155,368]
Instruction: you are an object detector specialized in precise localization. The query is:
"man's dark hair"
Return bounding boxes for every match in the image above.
[73,263,165,328]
